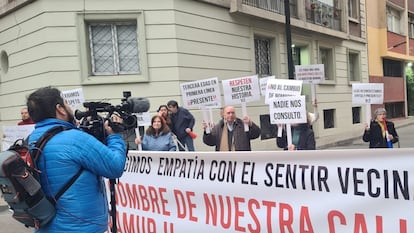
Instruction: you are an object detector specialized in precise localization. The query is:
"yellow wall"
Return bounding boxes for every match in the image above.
[367,27,387,77]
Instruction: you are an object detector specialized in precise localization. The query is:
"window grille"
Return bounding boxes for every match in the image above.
[352,107,361,124]
[89,22,140,75]
[254,37,272,77]
[323,109,335,129]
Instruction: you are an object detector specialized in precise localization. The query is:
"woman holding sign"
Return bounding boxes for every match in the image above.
[362,108,398,148]
[276,113,316,150]
[135,115,176,151]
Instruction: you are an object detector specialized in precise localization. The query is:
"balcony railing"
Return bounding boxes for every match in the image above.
[241,0,341,31]
[242,0,298,18]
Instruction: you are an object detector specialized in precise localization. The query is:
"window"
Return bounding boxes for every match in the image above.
[259,114,278,140]
[385,102,404,118]
[352,107,361,124]
[254,37,272,77]
[409,14,414,39]
[319,47,334,81]
[323,109,335,129]
[387,6,401,34]
[383,59,403,77]
[348,51,360,81]
[78,12,148,84]
[348,0,359,19]
[292,46,301,66]
[89,22,139,75]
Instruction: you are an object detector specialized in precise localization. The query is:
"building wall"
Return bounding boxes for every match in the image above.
[366,0,414,119]
[0,0,369,151]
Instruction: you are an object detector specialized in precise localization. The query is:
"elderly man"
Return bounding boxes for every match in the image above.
[202,105,261,151]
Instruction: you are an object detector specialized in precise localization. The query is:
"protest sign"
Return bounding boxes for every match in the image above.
[180,78,222,109]
[259,76,275,96]
[352,83,384,105]
[295,64,324,102]
[352,83,384,125]
[108,149,414,233]
[269,95,307,125]
[222,75,260,105]
[295,64,324,84]
[265,79,302,104]
[2,125,34,151]
[61,88,85,110]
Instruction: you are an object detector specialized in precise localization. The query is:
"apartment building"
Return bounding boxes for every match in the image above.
[366,0,414,118]
[0,0,369,150]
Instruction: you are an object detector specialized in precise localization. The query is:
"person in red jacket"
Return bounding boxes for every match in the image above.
[17,107,35,125]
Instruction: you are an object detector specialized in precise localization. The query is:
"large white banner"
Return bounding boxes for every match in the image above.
[108,149,414,233]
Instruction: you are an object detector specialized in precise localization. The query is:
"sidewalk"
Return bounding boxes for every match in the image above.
[316,116,414,149]
[0,198,5,207]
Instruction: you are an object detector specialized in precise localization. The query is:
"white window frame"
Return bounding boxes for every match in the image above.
[409,14,414,39]
[318,45,335,83]
[77,12,148,85]
[348,50,361,83]
[386,6,401,34]
[89,22,140,76]
[348,0,359,20]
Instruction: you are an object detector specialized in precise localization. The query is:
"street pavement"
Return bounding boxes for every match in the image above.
[1,117,413,232]
[0,205,32,233]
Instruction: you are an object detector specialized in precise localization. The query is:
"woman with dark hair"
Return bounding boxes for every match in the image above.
[157,104,172,127]
[363,108,399,148]
[135,115,176,151]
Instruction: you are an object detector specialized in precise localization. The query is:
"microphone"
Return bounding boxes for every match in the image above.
[127,97,150,113]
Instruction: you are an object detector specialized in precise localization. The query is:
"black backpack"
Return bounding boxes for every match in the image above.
[0,126,82,229]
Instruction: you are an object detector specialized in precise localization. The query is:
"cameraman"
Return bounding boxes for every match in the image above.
[27,87,126,232]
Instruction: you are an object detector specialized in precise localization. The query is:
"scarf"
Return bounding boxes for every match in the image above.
[378,121,386,138]
[219,122,235,151]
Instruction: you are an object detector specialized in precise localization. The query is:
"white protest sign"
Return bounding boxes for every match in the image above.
[2,125,34,151]
[61,88,85,110]
[222,75,260,105]
[265,79,303,104]
[133,111,151,151]
[352,83,384,126]
[134,112,151,127]
[259,75,275,96]
[295,64,325,84]
[180,77,222,109]
[269,95,307,124]
[352,83,384,105]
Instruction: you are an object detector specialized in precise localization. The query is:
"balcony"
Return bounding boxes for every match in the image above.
[305,0,341,30]
[242,0,298,18]
[241,0,341,31]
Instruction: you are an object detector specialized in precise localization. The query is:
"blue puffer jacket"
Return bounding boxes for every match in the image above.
[28,119,126,233]
[142,132,176,151]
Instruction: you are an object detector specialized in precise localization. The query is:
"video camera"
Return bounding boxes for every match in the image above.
[75,91,150,142]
